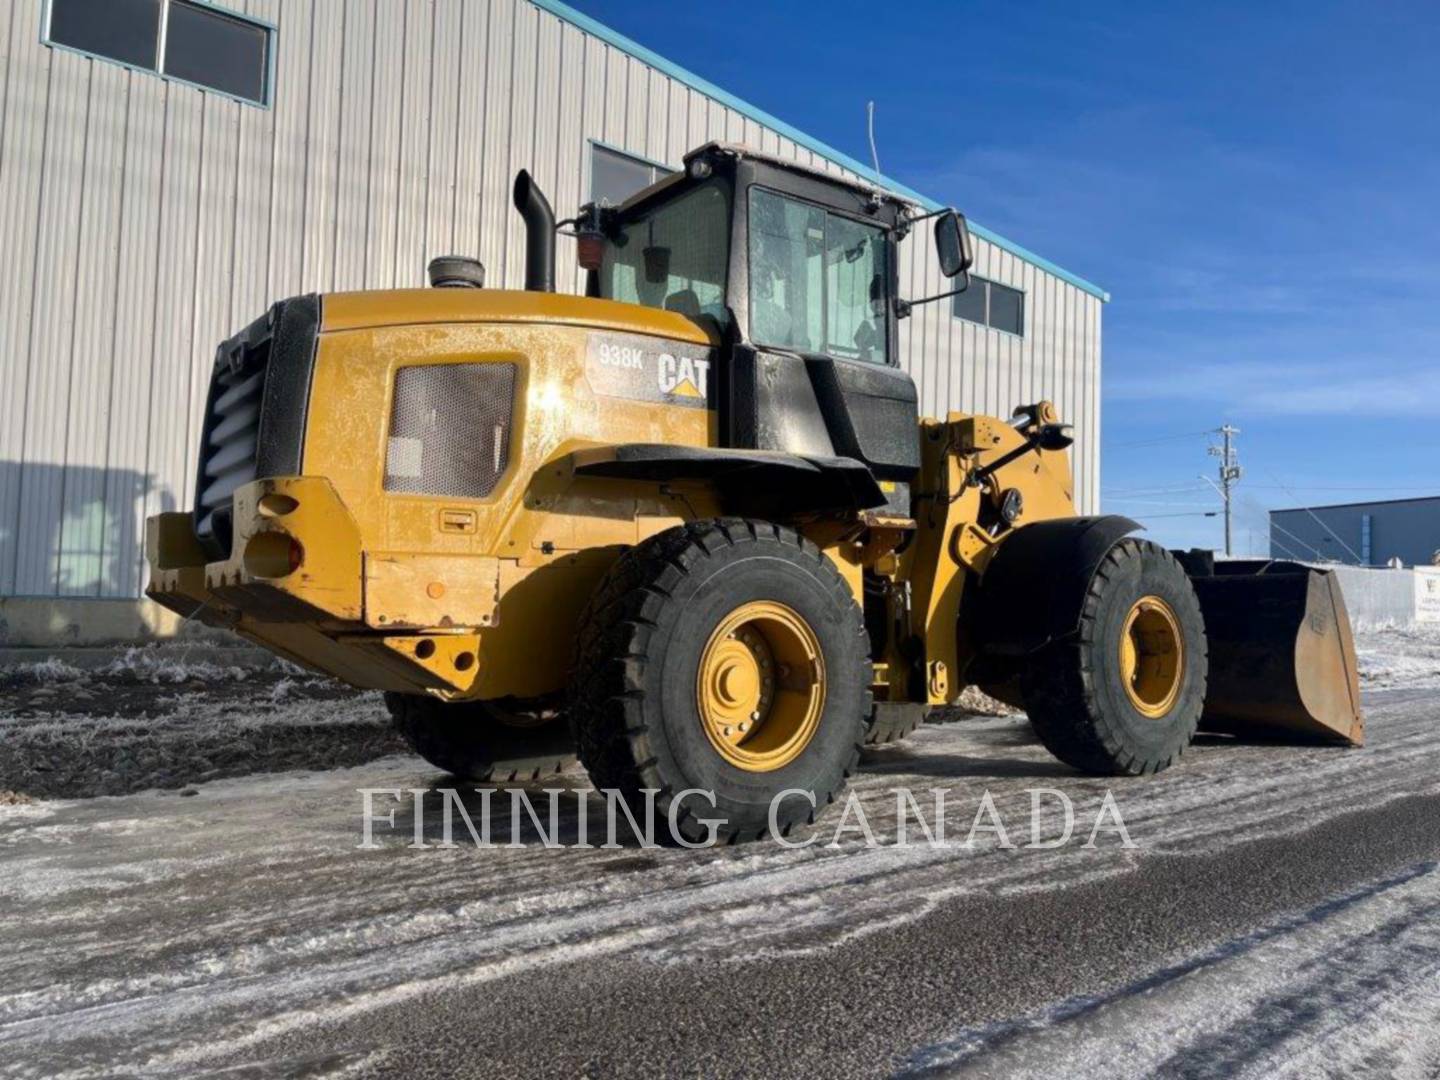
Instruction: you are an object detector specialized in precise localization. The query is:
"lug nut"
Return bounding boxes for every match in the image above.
[739,720,750,733]
[750,710,761,721]
[723,725,733,737]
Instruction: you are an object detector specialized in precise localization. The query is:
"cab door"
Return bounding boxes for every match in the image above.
[725,185,920,495]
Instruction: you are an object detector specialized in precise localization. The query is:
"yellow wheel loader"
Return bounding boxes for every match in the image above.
[147,143,1363,841]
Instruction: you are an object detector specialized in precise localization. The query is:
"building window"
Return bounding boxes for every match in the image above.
[951,275,1025,337]
[43,0,273,107]
[590,143,674,207]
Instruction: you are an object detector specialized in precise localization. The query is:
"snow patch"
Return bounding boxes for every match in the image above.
[1355,623,1440,689]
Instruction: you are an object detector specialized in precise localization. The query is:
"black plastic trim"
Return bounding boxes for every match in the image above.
[255,294,321,478]
[571,443,887,516]
[974,515,1144,657]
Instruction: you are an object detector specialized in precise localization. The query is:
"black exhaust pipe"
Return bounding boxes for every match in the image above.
[513,170,555,293]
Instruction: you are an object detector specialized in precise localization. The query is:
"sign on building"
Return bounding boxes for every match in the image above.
[1415,567,1440,623]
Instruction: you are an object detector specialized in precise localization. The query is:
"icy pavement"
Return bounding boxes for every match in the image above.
[1,629,1440,1076]
[2,696,1439,1075]
[905,857,1440,1078]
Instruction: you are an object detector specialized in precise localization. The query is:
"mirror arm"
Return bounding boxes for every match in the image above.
[894,206,948,241]
[894,270,972,319]
[906,206,951,225]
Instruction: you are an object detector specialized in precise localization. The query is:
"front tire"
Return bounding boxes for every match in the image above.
[571,519,871,843]
[1021,539,1207,775]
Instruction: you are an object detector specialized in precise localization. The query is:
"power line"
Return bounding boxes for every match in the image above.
[1105,429,1215,449]
[1235,489,1330,562]
[1265,470,1365,564]
[1105,504,1221,512]
[1241,484,1440,493]
[1102,483,1210,497]
[1270,535,1306,562]
[1267,516,1330,562]
[1142,511,1220,520]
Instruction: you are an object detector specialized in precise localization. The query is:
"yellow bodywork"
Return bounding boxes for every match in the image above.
[147,287,1080,710]
[149,289,722,699]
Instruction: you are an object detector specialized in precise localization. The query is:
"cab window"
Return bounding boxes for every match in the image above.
[747,188,888,363]
[598,181,731,328]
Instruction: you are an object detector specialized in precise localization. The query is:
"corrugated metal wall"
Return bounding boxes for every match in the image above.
[0,0,1103,601]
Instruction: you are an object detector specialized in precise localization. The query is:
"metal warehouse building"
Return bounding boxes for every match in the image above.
[0,0,1107,639]
[1271,496,1440,568]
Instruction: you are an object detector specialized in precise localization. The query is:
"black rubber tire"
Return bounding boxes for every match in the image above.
[385,693,575,783]
[1020,538,1208,776]
[570,518,871,844]
[864,702,926,746]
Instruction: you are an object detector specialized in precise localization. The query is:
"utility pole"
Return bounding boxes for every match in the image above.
[1207,424,1242,556]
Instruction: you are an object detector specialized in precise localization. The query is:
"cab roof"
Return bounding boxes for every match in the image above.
[684,142,913,210]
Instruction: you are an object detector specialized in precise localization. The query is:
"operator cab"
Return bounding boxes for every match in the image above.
[574,142,973,512]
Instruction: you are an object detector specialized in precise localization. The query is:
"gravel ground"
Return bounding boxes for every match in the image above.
[0,648,402,799]
[0,647,1012,802]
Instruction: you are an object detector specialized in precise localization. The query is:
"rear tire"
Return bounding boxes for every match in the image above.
[1021,539,1207,776]
[864,702,926,745]
[385,693,575,782]
[571,519,870,844]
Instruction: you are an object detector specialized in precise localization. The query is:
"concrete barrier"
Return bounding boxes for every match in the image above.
[1325,565,1420,628]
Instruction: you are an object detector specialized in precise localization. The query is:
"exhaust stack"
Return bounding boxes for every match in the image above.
[513,170,555,292]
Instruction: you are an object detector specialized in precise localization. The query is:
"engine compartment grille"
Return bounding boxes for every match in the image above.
[197,350,268,540]
[384,363,518,499]
[193,294,319,559]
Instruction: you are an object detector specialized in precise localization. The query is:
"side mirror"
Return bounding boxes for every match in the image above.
[935,210,973,279]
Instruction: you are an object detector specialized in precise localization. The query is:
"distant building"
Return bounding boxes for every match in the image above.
[1270,496,1440,567]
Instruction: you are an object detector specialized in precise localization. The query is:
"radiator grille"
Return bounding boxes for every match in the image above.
[384,363,518,499]
[191,295,319,560]
[196,343,268,541]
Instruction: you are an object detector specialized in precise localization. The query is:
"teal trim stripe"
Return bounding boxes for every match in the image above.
[529,0,1110,302]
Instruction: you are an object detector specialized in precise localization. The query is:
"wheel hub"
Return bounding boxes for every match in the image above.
[697,601,824,772]
[1119,595,1185,719]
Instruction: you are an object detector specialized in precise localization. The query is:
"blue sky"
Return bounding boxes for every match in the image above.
[573,0,1440,553]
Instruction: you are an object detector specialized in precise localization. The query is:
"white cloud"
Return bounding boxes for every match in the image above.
[1108,360,1440,418]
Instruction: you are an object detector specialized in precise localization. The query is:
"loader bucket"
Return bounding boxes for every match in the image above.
[1184,558,1364,746]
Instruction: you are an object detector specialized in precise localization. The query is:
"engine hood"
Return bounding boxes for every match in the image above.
[320,288,716,346]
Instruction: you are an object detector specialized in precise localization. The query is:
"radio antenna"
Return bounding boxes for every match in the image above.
[866,101,882,179]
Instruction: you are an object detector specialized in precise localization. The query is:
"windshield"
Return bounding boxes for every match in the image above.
[597,181,731,328]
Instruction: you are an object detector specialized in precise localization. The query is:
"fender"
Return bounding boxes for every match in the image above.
[565,443,888,517]
[975,515,1143,657]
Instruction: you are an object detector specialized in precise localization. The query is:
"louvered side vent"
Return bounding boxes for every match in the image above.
[195,339,269,550]
[384,363,518,499]
[190,295,320,561]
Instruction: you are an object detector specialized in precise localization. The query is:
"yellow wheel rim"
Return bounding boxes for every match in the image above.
[1119,595,1185,719]
[697,601,825,772]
